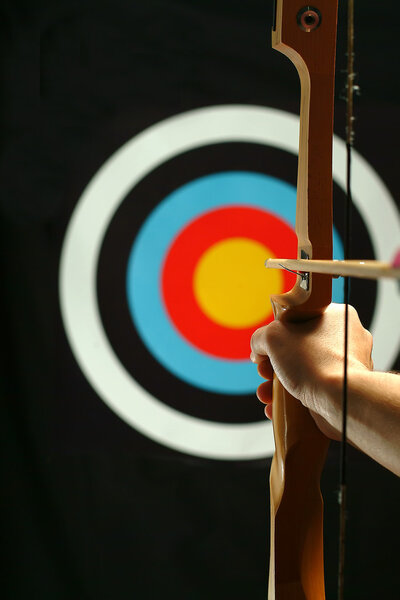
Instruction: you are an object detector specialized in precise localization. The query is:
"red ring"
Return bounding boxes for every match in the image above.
[161,206,297,359]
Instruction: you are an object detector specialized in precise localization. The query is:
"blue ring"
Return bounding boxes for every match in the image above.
[126,171,343,394]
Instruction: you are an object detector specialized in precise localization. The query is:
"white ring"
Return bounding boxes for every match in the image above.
[59,105,400,460]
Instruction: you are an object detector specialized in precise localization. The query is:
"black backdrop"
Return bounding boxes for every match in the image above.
[1,1,399,599]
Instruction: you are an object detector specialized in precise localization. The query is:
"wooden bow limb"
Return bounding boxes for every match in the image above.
[268,2,339,598]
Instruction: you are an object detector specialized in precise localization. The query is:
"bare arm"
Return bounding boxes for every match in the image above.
[250,303,400,476]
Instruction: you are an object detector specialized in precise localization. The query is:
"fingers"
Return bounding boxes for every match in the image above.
[256,379,272,403]
[264,403,273,420]
[251,320,286,367]
[250,325,278,373]
[250,325,270,363]
[256,380,273,420]
[257,358,273,379]
[251,326,274,419]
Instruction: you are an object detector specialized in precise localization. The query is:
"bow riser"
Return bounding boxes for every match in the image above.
[268,2,338,598]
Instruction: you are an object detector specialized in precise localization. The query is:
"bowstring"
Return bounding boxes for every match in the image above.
[338,1,355,598]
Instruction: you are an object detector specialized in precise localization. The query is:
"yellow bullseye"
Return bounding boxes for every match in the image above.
[193,237,283,328]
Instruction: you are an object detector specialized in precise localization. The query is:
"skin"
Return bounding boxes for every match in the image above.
[250,303,400,476]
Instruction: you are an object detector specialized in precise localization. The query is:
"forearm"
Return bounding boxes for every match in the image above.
[327,369,400,476]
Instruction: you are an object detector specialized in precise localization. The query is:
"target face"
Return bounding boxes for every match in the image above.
[59,105,400,460]
[126,171,343,395]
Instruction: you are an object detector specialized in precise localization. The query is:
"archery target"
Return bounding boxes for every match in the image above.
[59,105,400,460]
[126,171,343,395]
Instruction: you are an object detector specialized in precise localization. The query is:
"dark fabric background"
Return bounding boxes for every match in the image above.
[1,1,399,599]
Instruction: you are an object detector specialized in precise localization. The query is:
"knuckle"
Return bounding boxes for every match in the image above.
[251,321,280,355]
[264,320,282,346]
[250,326,266,352]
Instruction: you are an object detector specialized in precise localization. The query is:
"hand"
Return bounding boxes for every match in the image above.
[250,303,374,440]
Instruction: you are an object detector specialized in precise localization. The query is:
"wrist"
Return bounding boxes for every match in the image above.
[318,364,371,432]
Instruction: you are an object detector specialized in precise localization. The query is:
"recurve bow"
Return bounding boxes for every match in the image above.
[268,2,339,598]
